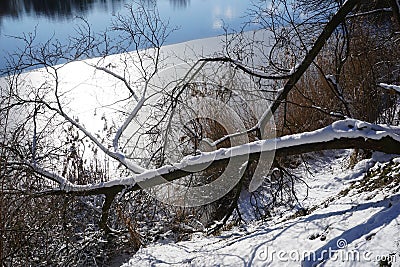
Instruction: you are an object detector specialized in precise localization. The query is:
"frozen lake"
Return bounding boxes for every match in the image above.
[0,0,255,70]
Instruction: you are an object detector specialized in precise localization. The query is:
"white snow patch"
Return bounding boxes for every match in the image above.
[379,83,400,94]
[121,153,400,267]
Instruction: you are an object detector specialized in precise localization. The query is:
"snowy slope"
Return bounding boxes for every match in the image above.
[121,151,400,267]
[2,27,398,266]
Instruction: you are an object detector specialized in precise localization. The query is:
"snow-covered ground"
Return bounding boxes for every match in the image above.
[2,27,399,266]
[121,151,400,267]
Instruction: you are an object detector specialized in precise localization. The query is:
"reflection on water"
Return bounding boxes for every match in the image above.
[0,0,252,70]
[0,0,116,19]
[0,0,191,19]
[169,0,190,9]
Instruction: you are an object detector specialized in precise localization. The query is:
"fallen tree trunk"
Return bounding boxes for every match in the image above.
[25,118,400,232]
[29,119,399,197]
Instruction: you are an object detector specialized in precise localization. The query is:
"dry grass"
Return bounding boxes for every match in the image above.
[276,14,400,136]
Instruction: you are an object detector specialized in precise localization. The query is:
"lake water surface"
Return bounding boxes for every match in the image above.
[0,0,254,70]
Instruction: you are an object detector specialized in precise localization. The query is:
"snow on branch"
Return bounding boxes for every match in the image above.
[378,83,400,94]
[41,119,400,196]
[347,7,392,18]
[40,96,147,174]
[57,105,147,174]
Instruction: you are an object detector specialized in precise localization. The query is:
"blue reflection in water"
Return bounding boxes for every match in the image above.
[0,0,254,70]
